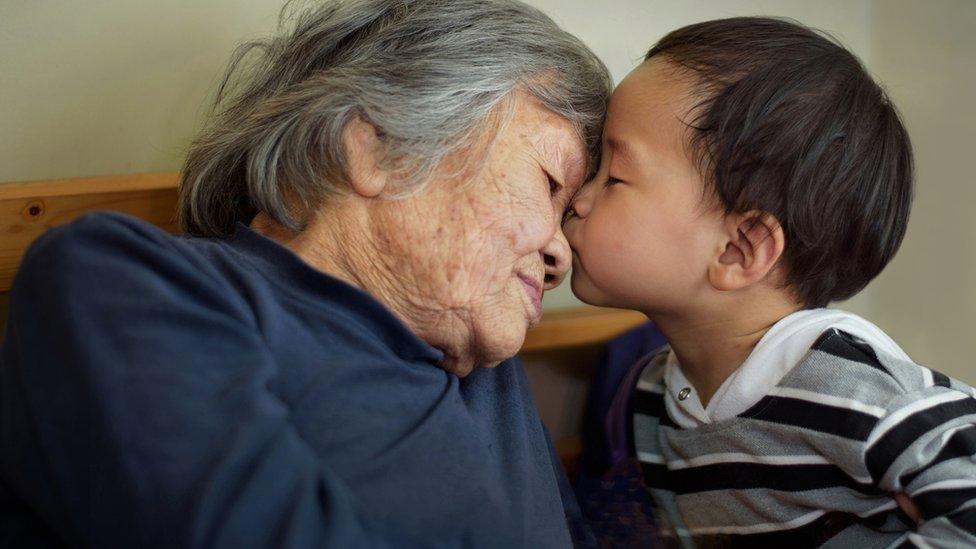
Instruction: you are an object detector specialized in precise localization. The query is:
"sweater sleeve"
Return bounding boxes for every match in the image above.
[862,382,976,548]
[0,214,399,548]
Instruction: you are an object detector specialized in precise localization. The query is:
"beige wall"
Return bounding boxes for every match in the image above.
[0,1,284,183]
[4,1,971,388]
[863,0,976,383]
[0,1,872,189]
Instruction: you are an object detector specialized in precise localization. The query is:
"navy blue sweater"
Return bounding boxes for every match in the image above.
[0,213,579,548]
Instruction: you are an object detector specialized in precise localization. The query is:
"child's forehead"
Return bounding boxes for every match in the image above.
[612,59,697,119]
[606,59,699,157]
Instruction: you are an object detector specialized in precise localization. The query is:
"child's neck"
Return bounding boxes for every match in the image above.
[649,297,802,408]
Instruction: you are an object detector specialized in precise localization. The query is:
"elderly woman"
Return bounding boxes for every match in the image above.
[0,0,611,547]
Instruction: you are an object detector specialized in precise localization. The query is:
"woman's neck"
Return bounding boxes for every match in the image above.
[249,210,414,322]
[249,209,477,376]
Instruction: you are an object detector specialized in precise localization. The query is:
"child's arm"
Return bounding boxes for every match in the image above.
[864,384,976,546]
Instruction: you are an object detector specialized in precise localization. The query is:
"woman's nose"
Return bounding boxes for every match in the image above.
[542,228,572,290]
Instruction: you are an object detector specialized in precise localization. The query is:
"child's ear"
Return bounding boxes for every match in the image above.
[708,210,786,292]
[341,116,389,198]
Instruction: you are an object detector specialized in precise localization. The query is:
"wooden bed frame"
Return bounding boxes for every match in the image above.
[0,172,649,472]
[0,172,647,350]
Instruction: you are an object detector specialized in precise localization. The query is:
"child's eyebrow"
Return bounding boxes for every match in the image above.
[607,137,635,166]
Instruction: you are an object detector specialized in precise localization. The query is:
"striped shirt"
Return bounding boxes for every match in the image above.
[633,328,976,548]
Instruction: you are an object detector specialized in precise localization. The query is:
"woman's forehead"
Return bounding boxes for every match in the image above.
[511,98,588,183]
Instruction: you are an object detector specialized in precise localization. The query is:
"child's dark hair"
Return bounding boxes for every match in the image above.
[647,17,913,308]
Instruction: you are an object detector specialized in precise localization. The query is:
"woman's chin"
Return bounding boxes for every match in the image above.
[474,319,528,366]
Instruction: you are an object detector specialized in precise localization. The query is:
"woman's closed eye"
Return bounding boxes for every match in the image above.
[547,174,561,196]
[605,176,622,187]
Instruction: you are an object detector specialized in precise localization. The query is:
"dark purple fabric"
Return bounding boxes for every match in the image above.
[574,322,666,548]
[578,322,666,476]
[575,459,662,548]
[605,355,657,465]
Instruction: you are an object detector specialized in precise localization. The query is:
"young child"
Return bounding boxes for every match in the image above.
[563,17,976,547]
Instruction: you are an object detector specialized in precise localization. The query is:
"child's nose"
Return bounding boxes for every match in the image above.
[569,180,597,219]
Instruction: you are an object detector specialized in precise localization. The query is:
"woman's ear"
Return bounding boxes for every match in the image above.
[708,210,786,292]
[341,116,389,198]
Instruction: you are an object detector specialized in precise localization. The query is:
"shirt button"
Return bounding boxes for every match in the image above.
[678,387,692,401]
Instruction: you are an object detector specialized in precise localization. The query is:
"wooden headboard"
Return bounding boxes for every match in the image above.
[0,172,650,473]
[0,172,647,352]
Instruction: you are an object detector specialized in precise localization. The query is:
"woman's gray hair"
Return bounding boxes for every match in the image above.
[179,0,612,236]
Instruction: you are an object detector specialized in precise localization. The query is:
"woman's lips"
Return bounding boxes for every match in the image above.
[517,273,543,321]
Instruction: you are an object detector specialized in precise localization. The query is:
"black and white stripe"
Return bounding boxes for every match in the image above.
[865,391,976,484]
[742,386,883,441]
[633,330,976,546]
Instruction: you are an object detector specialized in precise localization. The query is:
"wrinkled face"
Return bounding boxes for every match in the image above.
[371,93,586,373]
[563,58,725,315]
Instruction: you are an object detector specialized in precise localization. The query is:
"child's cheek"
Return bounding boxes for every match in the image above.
[582,217,626,283]
[591,209,629,260]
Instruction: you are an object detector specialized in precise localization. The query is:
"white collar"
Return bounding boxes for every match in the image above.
[664,308,910,429]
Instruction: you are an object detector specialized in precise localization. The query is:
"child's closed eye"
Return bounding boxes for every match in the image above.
[605,176,622,187]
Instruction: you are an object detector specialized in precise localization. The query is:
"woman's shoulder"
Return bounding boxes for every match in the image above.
[24,211,247,281]
[13,212,251,317]
[23,212,190,272]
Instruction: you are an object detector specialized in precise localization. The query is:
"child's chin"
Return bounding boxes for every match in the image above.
[569,273,606,307]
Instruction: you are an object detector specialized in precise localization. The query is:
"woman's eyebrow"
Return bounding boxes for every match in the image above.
[539,138,586,188]
[564,144,589,187]
[562,157,587,188]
